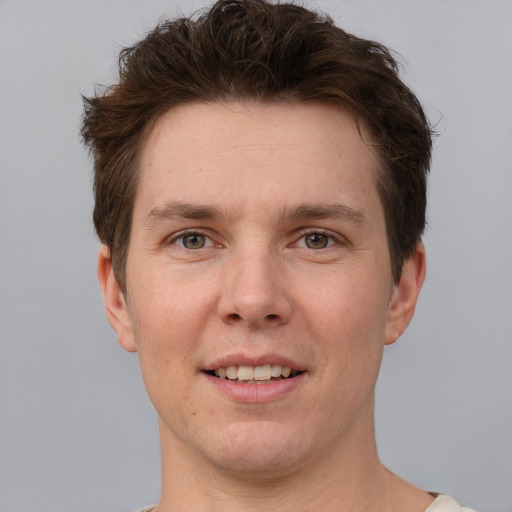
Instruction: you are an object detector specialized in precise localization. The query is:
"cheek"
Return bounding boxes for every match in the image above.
[125,287,198,403]
[305,267,389,371]
[129,297,201,427]
[128,264,214,338]
[305,264,390,331]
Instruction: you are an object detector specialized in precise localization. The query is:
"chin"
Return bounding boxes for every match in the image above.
[201,420,312,478]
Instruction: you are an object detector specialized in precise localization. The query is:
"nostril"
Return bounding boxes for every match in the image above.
[266,314,279,320]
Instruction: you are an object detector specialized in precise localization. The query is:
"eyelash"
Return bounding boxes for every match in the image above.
[294,229,342,250]
[166,228,343,251]
[166,229,216,249]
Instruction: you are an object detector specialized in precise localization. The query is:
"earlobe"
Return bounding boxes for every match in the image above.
[385,242,426,345]
[97,246,137,352]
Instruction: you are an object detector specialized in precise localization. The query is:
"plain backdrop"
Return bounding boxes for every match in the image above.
[1,1,511,511]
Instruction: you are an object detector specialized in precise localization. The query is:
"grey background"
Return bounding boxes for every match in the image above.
[1,1,511,511]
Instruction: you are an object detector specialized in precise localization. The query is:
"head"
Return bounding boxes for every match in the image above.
[81,0,432,294]
[83,0,432,483]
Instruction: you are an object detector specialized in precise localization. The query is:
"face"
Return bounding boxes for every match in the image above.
[100,101,424,478]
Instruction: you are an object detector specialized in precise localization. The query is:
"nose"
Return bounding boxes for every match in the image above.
[217,249,293,328]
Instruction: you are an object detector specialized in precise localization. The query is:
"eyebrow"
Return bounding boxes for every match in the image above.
[145,202,229,228]
[144,201,370,230]
[284,203,370,229]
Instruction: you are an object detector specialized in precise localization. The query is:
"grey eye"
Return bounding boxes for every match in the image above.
[182,233,206,249]
[304,233,329,249]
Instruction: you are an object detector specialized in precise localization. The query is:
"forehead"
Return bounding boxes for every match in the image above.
[136,101,382,219]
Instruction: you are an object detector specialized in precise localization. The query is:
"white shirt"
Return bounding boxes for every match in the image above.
[136,494,477,512]
[426,494,477,512]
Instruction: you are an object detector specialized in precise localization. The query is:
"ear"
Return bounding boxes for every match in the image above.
[97,246,137,352]
[385,242,426,345]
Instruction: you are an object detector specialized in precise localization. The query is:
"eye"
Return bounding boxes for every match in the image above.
[173,231,213,249]
[296,231,336,249]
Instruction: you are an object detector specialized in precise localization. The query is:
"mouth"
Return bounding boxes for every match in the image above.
[204,364,303,384]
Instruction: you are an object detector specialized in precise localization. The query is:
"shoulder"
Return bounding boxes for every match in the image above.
[426,494,478,512]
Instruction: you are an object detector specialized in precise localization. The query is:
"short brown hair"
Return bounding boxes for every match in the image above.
[81,0,433,291]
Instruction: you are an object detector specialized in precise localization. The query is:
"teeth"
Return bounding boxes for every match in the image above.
[253,364,271,380]
[226,366,238,380]
[237,365,254,380]
[271,364,282,378]
[213,364,296,382]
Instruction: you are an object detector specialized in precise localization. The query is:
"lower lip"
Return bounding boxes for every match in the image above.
[203,372,307,403]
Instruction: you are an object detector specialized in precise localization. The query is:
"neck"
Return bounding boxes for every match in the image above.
[154,405,416,512]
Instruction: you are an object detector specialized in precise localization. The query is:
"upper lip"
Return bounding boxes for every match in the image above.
[203,353,306,372]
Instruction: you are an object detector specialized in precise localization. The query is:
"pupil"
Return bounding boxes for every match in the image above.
[306,233,328,249]
[184,234,205,249]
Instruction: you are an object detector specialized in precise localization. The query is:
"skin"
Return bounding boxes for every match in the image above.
[98,101,430,511]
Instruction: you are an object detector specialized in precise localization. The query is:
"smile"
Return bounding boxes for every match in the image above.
[206,364,302,384]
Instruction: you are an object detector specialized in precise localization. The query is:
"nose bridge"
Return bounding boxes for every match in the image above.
[217,237,291,327]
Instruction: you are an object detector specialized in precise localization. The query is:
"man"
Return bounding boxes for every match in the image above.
[81,1,477,510]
